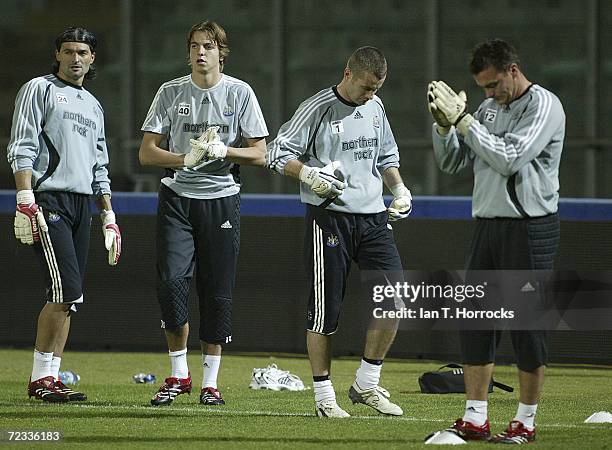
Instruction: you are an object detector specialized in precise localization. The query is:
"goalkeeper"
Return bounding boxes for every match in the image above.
[7,27,121,403]
[139,20,268,407]
[266,46,411,418]
[427,39,565,444]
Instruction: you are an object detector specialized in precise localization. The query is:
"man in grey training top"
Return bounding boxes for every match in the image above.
[139,20,268,407]
[267,46,412,418]
[8,27,121,403]
[427,38,565,444]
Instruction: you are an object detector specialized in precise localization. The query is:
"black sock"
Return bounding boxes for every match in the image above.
[362,357,383,366]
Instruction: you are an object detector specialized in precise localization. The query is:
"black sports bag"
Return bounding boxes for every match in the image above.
[418,363,514,394]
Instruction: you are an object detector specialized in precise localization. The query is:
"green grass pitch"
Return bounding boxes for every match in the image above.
[0,349,610,448]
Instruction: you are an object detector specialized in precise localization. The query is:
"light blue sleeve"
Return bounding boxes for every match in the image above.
[238,85,268,138]
[265,98,318,175]
[141,84,171,135]
[376,107,400,172]
[463,89,565,177]
[432,124,474,174]
[7,78,47,173]
[92,105,111,196]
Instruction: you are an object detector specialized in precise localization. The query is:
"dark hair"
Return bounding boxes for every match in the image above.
[347,46,387,79]
[52,27,97,80]
[469,38,520,75]
[187,21,230,71]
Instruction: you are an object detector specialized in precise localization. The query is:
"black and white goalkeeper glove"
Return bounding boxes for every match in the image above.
[299,161,347,199]
[429,80,474,135]
[185,126,227,167]
[387,184,412,221]
[427,82,452,134]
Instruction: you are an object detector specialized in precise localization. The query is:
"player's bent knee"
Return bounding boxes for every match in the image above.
[157,277,190,328]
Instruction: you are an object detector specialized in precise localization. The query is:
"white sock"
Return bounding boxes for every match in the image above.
[313,379,336,404]
[202,355,221,389]
[51,356,62,380]
[32,350,54,381]
[463,400,488,426]
[355,359,382,391]
[514,402,538,430]
[168,349,189,379]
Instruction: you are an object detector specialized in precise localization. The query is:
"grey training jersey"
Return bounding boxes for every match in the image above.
[432,84,565,218]
[7,74,111,196]
[141,74,268,199]
[266,87,399,214]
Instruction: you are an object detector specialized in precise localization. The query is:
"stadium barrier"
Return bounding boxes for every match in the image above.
[2,191,611,364]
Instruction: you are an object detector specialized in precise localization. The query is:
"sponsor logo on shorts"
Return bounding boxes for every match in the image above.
[221,220,232,229]
[47,212,61,223]
[326,234,339,248]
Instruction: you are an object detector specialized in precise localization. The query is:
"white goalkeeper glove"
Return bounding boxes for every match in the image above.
[14,190,47,245]
[100,210,121,266]
[429,81,474,135]
[186,126,227,167]
[387,184,412,221]
[299,161,347,200]
[427,82,451,134]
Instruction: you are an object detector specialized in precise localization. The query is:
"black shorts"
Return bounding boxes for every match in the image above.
[156,184,240,344]
[33,191,91,305]
[460,214,560,371]
[304,205,402,335]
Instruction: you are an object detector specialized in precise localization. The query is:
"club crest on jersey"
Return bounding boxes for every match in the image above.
[47,212,61,223]
[373,115,380,128]
[177,102,191,116]
[331,120,344,134]
[223,105,234,116]
[56,93,68,104]
[326,234,339,248]
[484,108,497,123]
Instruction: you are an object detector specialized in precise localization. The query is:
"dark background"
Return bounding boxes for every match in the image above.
[3,213,611,364]
[1,0,612,197]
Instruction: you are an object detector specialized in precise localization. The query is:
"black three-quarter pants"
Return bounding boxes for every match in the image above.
[156,184,240,344]
[460,213,560,372]
[33,191,91,309]
[304,204,403,335]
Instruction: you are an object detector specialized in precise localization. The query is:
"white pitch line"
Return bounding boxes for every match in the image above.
[55,403,609,430]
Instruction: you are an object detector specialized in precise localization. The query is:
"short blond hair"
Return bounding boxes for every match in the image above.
[347,46,387,79]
